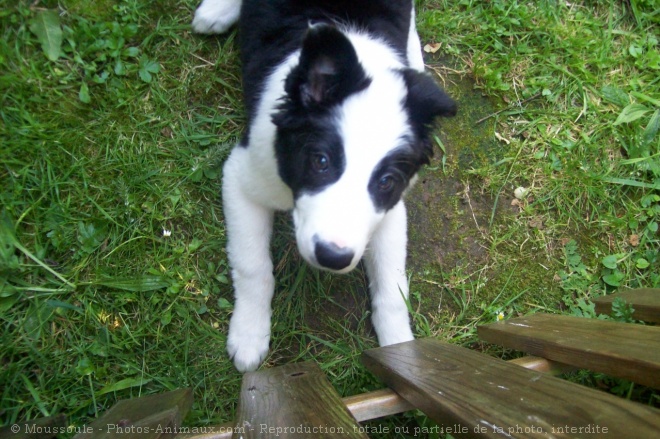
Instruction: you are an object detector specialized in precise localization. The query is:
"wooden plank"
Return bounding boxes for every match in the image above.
[232,362,368,439]
[342,388,414,422]
[177,389,414,438]
[362,338,660,438]
[478,313,660,389]
[593,288,660,323]
[176,388,411,439]
[507,355,573,374]
[73,388,193,439]
[175,425,232,439]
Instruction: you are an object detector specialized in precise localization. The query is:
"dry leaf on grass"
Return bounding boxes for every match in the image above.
[423,42,442,53]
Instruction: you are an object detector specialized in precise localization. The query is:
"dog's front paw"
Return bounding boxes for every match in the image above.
[227,338,269,372]
[192,0,241,34]
[227,316,270,372]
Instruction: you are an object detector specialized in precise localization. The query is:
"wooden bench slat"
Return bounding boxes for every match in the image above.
[232,362,368,438]
[593,288,660,323]
[478,313,660,389]
[73,388,193,439]
[341,388,414,422]
[362,338,660,439]
[506,355,573,374]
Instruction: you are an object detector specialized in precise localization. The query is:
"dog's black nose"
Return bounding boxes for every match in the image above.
[314,239,354,271]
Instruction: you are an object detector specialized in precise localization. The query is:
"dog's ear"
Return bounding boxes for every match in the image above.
[285,24,371,109]
[401,69,457,127]
[401,69,457,163]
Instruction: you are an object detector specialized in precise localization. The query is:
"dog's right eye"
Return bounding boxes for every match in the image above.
[378,175,395,192]
[311,153,329,173]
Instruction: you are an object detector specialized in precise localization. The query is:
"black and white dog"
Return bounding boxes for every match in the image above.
[193,0,456,372]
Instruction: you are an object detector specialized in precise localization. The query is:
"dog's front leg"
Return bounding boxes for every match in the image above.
[222,153,275,372]
[364,201,415,346]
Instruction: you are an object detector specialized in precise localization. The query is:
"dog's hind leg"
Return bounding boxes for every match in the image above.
[192,0,242,34]
[222,149,275,372]
[364,201,415,346]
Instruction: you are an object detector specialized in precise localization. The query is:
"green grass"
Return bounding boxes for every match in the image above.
[417,0,659,298]
[1,0,658,435]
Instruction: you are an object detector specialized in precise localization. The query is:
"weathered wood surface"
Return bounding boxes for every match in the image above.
[362,338,660,438]
[478,313,660,389]
[593,288,660,323]
[342,388,414,423]
[177,389,412,439]
[73,388,193,439]
[507,355,573,375]
[176,356,573,439]
[232,361,368,439]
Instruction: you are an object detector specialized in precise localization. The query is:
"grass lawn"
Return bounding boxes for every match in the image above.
[1,0,658,435]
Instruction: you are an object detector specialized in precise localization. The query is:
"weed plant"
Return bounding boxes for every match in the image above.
[1,0,658,436]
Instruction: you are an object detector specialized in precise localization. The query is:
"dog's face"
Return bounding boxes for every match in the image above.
[273,24,456,273]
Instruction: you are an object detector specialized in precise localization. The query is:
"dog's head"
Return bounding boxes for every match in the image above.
[272,24,456,273]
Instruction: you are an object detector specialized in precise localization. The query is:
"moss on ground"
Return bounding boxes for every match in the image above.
[406,66,564,333]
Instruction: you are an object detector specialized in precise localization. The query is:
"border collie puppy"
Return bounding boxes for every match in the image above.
[193,0,456,372]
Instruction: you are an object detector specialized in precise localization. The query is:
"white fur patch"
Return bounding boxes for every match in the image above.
[192,0,242,34]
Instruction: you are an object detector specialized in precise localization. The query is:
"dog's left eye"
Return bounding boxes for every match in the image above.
[378,175,395,192]
[311,153,330,173]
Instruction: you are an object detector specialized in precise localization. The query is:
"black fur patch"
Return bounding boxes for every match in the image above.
[273,114,346,198]
[284,24,371,110]
[368,144,420,212]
